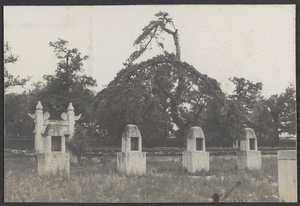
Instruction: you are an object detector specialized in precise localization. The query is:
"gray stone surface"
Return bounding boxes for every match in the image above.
[28,102,81,176]
[121,124,142,153]
[182,126,209,173]
[186,126,206,152]
[240,128,258,151]
[182,151,209,172]
[28,102,81,152]
[237,151,261,170]
[237,128,261,170]
[278,150,297,202]
[117,152,146,175]
[117,124,146,175]
[37,152,70,175]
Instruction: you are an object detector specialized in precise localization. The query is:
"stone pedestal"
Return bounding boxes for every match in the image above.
[182,151,209,172]
[182,126,209,173]
[278,150,297,202]
[29,102,81,176]
[237,128,261,170]
[237,151,261,170]
[117,152,146,175]
[117,124,146,175]
[37,153,70,175]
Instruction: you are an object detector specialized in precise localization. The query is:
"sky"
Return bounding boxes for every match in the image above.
[4,5,296,97]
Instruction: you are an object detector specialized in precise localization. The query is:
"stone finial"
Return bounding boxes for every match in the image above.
[186,126,206,152]
[121,124,142,153]
[187,126,205,139]
[36,101,43,110]
[67,102,74,111]
[183,126,209,172]
[117,124,146,174]
[28,113,36,119]
[122,124,141,139]
[61,112,68,120]
[43,112,50,120]
[74,114,82,121]
[242,128,257,140]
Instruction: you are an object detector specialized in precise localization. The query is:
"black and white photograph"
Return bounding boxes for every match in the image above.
[3,5,297,203]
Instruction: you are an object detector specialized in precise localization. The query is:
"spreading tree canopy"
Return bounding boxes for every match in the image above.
[265,85,296,145]
[93,12,244,146]
[94,53,226,145]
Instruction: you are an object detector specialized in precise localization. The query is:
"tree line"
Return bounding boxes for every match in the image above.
[4,12,296,149]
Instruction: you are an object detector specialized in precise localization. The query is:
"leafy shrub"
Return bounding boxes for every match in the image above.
[67,125,88,164]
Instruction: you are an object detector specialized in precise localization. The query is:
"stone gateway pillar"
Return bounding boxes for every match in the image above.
[28,102,81,175]
[278,150,297,202]
[117,124,146,175]
[27,101,44,153]
[237,128,261,170]
[182,126,209,173]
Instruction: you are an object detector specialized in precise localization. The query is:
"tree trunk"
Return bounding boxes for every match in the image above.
[173,30,181,60]
[155,75,188,140]
[161,26,181,60]
[272,114,280,147]
[77,155,81,165]
[273,121,279,147]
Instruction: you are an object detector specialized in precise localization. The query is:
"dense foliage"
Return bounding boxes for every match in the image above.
[67,124,89,164]
[93,53,243,146]
[4,93,34,136]
[265,85,296,144]
[4,42,30,91]
[93,12,246,146]
[228,77,296,144]
[4,13,296,147]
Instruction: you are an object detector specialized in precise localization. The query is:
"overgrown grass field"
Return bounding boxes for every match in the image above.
[4,154,279,203]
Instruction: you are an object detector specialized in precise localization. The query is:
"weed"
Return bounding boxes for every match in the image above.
[4,155,279,202]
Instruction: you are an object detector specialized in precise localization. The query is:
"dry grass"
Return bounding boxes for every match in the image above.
[4,154,279,202]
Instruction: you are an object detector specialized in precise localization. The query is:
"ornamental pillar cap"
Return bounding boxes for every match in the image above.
[187,126,205,139]
[67,102,74,111]
[36,101,43,110]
